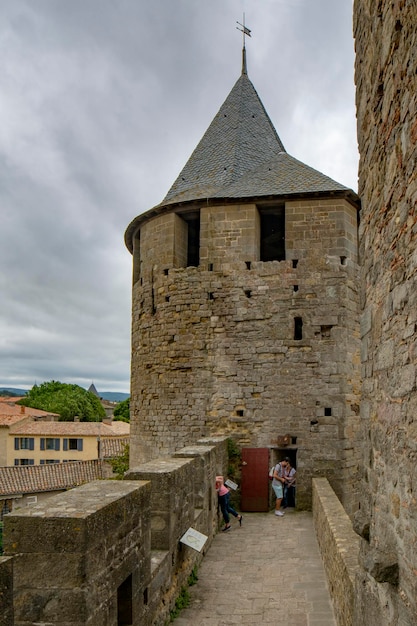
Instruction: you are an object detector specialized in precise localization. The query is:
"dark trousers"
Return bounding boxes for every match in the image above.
[218,492,238,524]
[283,485,296,508]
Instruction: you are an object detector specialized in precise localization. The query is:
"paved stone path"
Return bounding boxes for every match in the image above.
[174,509,336,626]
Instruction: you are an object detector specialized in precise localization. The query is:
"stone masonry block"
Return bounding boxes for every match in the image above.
[126,457,196,550]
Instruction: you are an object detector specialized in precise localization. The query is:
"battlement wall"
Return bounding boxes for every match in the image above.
[313,477,360,626]
[0,438,227,626]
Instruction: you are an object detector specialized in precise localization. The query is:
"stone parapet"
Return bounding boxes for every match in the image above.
[4,480,151,625]
[1,438,227,625]
[312,477,360,626]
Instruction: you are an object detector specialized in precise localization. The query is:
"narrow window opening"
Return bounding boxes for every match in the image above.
[340,256,347,265]
[294,317,303,340]
[164,268,169,276]
[293,285,299,292]
[208,292,214,300]
[259,206,285,261]
[292,259,298,269]
[236,410,244,417]
[132,231,141,285]
[245,290,252,298]
[143,587,149,606]
[184,212,200,267]
[321,325,332,338]
[291,436,297,445]
[151,286,156,315]
[324,407,332,416]
[117,574,133,626]
[245,261,251,270]
[165,296,170,303]
[208,263,214,271]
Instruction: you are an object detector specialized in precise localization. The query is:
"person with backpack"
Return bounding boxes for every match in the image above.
[271,459,289,516]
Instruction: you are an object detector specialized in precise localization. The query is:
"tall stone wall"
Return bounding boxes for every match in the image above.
[130,197,361,514]
[353,1,417,623]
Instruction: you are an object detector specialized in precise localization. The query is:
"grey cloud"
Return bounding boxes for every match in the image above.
[0,0,358,393]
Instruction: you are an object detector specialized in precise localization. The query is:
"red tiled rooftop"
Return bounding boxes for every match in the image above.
[101,437,129,459]
[0,396,59,421]
[9,421,130,437]
[0,415,32,427]
[0,460,105,496]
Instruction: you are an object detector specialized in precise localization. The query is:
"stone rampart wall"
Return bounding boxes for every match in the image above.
[0,438,227,625]
[312,478,360,626]
[354,1,417,623]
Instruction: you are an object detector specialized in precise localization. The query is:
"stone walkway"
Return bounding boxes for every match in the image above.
[174,509,336,626]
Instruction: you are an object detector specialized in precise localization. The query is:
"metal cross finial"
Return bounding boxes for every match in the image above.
[236,13,251,75]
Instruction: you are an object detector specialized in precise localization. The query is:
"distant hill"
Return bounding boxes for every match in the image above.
[0,387,129,403]
[0,387,28,396]
[100,392,129,403]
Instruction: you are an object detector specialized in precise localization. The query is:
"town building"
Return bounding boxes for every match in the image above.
[0,395,129,472]
[0,397,59,466]
[0,459,107,520]
[7,419,129,466]
[0,399,129,521]
[88,382,119,419]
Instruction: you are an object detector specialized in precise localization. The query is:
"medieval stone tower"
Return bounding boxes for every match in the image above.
[125,49,361,512]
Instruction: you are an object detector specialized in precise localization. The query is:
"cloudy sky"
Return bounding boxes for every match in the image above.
[0,0,358,393]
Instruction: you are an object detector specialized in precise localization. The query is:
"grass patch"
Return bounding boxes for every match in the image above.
[169,565,199,622]
[169,586,191,621]
[187,565,199,586]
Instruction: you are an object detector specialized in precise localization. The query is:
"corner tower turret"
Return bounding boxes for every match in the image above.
[125,53,361,514]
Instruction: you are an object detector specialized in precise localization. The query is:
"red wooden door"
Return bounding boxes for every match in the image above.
[240,448,270,512]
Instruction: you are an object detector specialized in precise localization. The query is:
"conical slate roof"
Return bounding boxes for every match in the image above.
[162,72,286,205]
[160,66,353,206]
[125,59,358,252]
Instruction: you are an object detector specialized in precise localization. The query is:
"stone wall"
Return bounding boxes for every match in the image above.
[353,1,417,623]
[0,438,227,625]
[130,198,361,514]
[312,478,360,626]
[0,556,13,626]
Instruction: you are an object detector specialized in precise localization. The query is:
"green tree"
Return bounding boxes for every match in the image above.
[18,381,105,422]
[109,443,129,479]
[113,397,130,422]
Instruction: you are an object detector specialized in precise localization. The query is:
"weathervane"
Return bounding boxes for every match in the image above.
[236,13,251,44]
[236,13,251,75]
